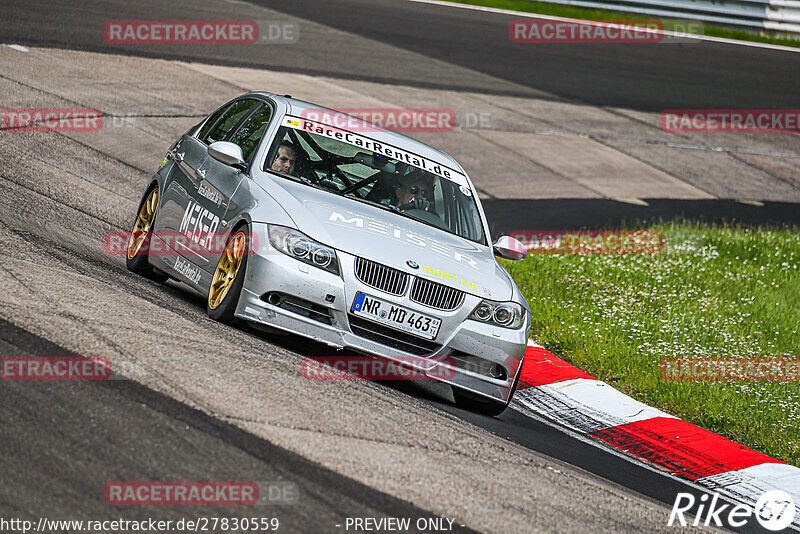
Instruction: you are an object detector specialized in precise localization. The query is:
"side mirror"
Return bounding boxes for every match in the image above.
[208,141,246,170]
[493,235,527,261]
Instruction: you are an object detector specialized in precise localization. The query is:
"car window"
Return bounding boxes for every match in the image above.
[265,125,485,244]
[228,105,273,162]
[200,99,260,145]
[195,104,229,142]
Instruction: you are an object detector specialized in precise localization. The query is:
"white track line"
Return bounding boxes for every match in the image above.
[406,0,800,53]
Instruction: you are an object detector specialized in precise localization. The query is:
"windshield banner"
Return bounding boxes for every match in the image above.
[282,115,469,187]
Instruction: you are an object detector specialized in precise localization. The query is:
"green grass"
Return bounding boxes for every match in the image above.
[443,0,800,48]
[502,222,800,465]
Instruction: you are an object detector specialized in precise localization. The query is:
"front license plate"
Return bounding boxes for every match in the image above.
[351,292,441,340]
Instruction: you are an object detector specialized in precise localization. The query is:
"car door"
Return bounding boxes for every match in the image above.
[194,101,276,279]
[149,109,224,278]
[160,98,262,284]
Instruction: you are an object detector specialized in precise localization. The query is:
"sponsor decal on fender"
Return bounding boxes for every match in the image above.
[174,257,201,284]
[179,200,220,250]
[197,181,223,207]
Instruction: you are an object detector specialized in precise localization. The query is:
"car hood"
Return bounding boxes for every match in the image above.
[253,175,513,301]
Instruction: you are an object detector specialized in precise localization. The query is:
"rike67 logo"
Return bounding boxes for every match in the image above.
[668,490,796,531]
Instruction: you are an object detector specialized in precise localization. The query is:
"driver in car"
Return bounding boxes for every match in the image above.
[271,141,297,176]
[393,174,434,211]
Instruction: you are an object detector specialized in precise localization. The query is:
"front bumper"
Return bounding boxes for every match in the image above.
[235,223,528,403]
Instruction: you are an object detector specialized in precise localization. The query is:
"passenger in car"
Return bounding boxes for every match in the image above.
[393,173,434,211]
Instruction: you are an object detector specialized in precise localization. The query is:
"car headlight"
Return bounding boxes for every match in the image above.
[267,225,340,275]
[469,299,525,329]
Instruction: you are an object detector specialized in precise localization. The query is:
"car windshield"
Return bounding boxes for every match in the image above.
[264,124,486,244]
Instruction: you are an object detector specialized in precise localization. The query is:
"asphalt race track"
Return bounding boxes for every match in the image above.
[0,0,797,532]
[0,319,480,533]
[3,0,799,110]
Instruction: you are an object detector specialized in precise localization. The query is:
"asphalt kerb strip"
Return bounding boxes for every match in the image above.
[512,341,800,527]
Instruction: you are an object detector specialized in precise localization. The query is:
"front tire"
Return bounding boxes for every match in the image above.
[452,369,521,417]
[452,388,509,416]
[207,229,249,324]
[126,184,168,283]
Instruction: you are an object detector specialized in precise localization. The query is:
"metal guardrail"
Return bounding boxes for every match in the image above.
[528,0,800,34]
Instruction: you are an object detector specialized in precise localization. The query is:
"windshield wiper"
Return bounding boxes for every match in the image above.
[272,171,322,189]
[344,193,401,214]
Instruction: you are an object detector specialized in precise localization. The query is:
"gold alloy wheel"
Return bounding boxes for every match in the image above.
[208,231,247,310]
[127,188,159,260]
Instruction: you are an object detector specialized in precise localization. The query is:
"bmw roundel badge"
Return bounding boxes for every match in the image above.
[407,260,419,269]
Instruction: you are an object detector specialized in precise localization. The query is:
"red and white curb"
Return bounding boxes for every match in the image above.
[512,341,800,527]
